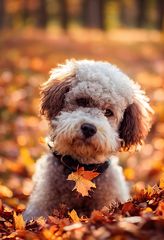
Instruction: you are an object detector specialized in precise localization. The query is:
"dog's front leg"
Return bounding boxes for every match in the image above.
[23,154,59,221]
[93,156,130,210]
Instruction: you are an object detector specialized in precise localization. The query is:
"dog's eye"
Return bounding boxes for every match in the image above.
[105,109,114,117]
[76,98,89,107]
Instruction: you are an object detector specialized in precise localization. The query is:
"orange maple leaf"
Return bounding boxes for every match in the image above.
[67,167,100,197]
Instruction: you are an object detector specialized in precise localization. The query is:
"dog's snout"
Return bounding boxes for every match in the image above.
[81,123,97,138]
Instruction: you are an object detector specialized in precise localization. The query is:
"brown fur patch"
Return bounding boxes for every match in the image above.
[119,102,152,150]
[40,70,75,119]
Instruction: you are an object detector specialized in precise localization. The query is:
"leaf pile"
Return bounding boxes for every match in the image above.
[0,181,164,240]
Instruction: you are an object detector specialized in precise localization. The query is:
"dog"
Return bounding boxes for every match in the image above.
[24,59,153,221]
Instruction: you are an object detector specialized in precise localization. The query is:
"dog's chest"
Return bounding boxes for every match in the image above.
[46,155,107,209]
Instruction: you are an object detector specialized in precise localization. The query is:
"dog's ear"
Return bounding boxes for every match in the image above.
[40,61,76,119]
[119,91,153,151]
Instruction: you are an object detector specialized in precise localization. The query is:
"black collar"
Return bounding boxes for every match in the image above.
[52,151,109,174]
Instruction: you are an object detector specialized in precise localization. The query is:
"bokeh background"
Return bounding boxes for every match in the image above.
[0,0,164,210]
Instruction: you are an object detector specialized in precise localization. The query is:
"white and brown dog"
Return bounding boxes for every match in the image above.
[24,60,153,221]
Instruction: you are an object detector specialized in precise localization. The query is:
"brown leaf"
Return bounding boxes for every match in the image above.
[122,202,139,216]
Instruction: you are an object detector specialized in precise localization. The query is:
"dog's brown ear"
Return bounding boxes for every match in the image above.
[40,61,76,119]
[119,99,153,151]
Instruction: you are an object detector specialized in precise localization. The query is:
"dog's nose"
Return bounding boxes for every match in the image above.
[81,123,97,138]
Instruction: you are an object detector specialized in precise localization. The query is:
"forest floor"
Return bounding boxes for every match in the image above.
[0,28,164,239]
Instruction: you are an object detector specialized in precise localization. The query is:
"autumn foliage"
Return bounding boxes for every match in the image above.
[0,28,164,239]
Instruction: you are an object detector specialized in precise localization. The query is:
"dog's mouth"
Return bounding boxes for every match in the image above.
[70,136,104,153]
[65,136,113,164]
[72,137,94,146]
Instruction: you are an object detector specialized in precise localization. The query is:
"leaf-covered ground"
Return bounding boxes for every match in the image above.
[0,28,164,239]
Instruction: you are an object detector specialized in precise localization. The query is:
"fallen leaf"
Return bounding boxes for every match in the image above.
[67,167,99,196]
[146,185,154,196]
[39,137,46,144]
[124,168,135,180]
[121,202,138,216]
[0,185,13,198]
[68,209,80,223]
[0,199,3,212]
[159,174,164,189]
[156,201,164,216]
[13,212,25,230]
[141,207,153,217]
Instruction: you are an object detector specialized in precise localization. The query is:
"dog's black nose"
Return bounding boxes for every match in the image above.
[81,123,97,138]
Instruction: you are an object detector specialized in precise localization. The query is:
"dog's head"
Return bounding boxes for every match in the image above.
[40,60,153,164]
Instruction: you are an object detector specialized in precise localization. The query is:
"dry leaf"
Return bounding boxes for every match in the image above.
[0,199,3,212]
[146,185,154,196]
[143,207,153,213]
[68,209,80,223]
[67,167,99,196]
[159,174,164,189]
[0,185,13,198]
[13,212,25,230]
[39,137,46,144]
[156,201,164,216]
[124,168,135,180]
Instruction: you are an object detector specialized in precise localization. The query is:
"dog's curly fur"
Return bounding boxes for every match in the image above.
[24,60,153,221]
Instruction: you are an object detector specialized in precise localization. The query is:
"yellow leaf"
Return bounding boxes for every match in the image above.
[2,232,17,239]
[19,148,34,166]
[124,168,135,180]
[19,148,35,174]
[13,212,25,230]
[68,209,80,223]
[142,207,153,214]
[159,174,164,189]
[39,137,46,144]
[67,167,99,197]
[147,185,154,196]
[0,185,13,198]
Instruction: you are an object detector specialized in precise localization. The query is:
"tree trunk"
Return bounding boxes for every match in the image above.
[82,0,105,29]
[0,0,5,29]
[37,0,48,28]
[58,0,68,30]
[136,0,146,28]
[156,0,164,30]
[22,0,29,25]
[119,0,127,25]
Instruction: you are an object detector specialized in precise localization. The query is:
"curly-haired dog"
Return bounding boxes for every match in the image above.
[24,60,153,221]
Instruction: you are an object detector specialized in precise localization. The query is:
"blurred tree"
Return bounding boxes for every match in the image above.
[58,0,68,30]
[119,0,137,27]
[119,0,127,26]
[136,0,147,27]
[37,0,48,28]
[156,0,164,30]
[0,0,5,28]
[82,0,106,29]
[22,0,29,25]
